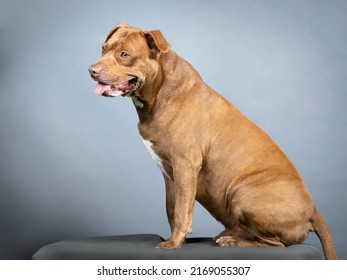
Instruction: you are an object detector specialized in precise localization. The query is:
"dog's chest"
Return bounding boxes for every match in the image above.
[142,139,171,180]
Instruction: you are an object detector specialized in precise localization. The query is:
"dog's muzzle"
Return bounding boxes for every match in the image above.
[93,77,140,97]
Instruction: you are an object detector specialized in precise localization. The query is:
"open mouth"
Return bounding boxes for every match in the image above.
[93,77,140,97]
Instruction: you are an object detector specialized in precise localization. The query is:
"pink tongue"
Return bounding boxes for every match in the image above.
[94,83,111,96]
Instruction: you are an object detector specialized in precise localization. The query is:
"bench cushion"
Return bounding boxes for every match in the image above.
[32,234,323,260]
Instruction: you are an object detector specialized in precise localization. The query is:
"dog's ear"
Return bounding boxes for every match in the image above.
[104,22,130,43]
[143,30,171,53]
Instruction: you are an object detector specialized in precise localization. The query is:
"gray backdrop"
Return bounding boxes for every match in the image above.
[1,0,346,259]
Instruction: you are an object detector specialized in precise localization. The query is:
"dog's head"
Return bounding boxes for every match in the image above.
[89,23,171,97]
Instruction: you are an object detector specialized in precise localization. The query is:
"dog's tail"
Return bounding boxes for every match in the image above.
[310,207,337,260]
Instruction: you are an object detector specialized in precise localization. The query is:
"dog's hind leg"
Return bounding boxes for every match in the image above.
[215,226,285,247]
[213,228,234,243]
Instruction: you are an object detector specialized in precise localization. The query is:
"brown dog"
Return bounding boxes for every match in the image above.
[89,23,336,259]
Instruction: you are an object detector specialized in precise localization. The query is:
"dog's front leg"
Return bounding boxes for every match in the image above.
[164,175,175,233]
[156,156,201,249]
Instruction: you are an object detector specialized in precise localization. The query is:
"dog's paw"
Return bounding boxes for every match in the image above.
[155,240,182,249]
[216,236,237,247]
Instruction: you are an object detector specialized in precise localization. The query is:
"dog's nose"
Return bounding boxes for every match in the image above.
[88,64,103,78]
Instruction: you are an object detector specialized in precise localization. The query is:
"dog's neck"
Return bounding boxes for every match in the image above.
[128,52,168,123]
[131,51,202,124]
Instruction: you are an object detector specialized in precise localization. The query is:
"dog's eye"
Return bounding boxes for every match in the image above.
[120,51,129,58]
[101,45,106,54]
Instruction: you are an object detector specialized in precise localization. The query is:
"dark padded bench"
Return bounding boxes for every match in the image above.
[32,234,323,260]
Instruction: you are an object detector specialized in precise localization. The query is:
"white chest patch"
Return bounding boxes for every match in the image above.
[142,139,171,180]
